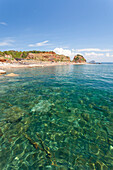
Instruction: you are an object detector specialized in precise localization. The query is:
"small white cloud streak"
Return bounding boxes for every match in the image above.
[29,40,49,47]
[106,53,110,57]
[73,48,112,52]
[0,39,15,46]
[0,22,7,26]
[85,52,104,56]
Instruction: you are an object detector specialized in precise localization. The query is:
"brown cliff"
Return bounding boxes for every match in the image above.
[26,52,70,62]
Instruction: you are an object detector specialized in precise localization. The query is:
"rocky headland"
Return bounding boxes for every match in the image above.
[73,54,86,63]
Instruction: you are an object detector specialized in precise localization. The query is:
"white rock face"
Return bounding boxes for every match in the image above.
[0,70,6,74]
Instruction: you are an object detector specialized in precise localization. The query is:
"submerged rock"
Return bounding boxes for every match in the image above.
[6,116,22,124]
[5,73,19,77]
[31,100,52,113]
[4,106,24,124]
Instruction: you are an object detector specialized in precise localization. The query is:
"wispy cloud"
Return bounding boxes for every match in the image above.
[28,40,49,47]
[0,22,7,26]
[85,52,104,56]
[72,48,112,52]
[0,39,15,46]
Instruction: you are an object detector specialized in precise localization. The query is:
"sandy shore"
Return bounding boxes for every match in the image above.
[0,61,87,69]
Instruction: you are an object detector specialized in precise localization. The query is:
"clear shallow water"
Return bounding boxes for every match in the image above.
[0,64,113,169]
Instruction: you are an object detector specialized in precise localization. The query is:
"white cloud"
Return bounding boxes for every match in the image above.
[29,40,49,47]
[73,48,112,52]
[54,48,72,56]
[0,39,14,46]
[0,22,7,26]
[106,53,110,57]
[85,52,104,56]
[53,48,77,60]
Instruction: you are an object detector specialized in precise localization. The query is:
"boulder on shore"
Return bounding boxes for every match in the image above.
[0,70,6,74]
[0,57,7,62]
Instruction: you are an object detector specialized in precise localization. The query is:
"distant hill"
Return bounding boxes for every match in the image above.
[89,60,96,64]
[89,60,101,64]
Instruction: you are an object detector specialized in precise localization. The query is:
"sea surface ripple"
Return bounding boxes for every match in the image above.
[0,64,113,169]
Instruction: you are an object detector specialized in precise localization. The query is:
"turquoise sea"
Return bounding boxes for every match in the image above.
[0,64,113,169]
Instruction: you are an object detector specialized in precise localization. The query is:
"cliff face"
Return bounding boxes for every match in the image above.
[0,51,71,62]
[26,52,70,62]
[73,54,86,63]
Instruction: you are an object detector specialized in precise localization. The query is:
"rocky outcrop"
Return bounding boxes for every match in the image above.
[26,52,70,62]
[73,54,86,63]
[31,100,52,113]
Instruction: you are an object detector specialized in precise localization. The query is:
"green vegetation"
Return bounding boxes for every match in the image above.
[0,50,55,59]
[74,56,79,61]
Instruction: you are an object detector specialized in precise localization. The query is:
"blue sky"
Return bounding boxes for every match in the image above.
[0,0,113,61]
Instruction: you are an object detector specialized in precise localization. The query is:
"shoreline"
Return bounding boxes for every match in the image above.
[0,62,87,69]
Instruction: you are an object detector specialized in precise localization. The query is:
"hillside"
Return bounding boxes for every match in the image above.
[0,50,70,62]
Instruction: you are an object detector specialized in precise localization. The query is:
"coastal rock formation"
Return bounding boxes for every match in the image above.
[73,54,86,63]
[0,50,88,64]
[26,52,70,62]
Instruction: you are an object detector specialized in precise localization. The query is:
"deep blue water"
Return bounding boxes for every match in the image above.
[0,64,113,169]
